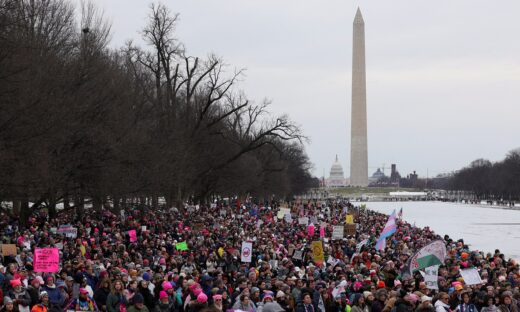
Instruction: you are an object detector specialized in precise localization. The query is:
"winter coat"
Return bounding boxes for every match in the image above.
[435,299,451,312]
[153,302,175,312]
[106,293,127,312]
[94,287,110,310]
[42,286,63,307]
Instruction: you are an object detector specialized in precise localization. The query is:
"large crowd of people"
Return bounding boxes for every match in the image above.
[0,200,519,312]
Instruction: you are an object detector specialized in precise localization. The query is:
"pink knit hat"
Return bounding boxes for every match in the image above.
[159,291,168,300]
[162,281,173,291]
[197,293,208,303]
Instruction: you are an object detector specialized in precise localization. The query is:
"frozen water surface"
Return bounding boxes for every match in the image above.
[361,201,520,260]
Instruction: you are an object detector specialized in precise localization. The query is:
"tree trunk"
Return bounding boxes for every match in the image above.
[113,195,121,215]
[152,195,158,210]
[20,200,30,227]
[75,195,85,219]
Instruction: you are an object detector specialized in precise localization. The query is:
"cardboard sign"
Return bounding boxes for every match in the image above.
[311,241,325,264]
[34,248,59,272]
[288,246,295,256]
[192,223,204,231]
[332,226,344,240]
[1,244,17,256]
[345,224,357,236]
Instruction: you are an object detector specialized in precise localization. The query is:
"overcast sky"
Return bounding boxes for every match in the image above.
[92,0,520,178]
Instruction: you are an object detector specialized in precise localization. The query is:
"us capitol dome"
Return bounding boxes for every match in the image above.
[326,155,347,187]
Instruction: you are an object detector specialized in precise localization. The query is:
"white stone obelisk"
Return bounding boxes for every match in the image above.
[350,8,369,187]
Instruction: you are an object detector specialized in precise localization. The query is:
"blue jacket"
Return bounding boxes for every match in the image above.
[43,285,64,306]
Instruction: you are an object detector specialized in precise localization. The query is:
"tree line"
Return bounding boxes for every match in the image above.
[0,0,317,222]
[448,150,520,200]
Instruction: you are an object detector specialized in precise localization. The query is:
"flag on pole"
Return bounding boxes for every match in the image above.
[398,207,403,218]
[375,210,397,251]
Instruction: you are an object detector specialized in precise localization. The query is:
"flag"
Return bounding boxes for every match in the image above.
[401,240,447,279]
[175,241,188,251]
[398,207,403,218]
[375,210,397,251]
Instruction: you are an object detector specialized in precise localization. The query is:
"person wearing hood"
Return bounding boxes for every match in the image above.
[8,279,31,312]
[232,293,256,312]
[41,276,63,310]
[498,292,519,312]
[128,293,149,312]
[481,296,498,312]
[435,292,451,312]
[372,289,388,312]
[260,294,285,312]
[1,296,18,312]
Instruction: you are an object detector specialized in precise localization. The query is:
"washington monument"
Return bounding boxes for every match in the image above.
[350,8,369,186]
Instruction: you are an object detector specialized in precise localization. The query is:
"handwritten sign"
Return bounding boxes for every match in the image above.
[128,230,137,242]
[57,225,77,238]
[298,217,309,225]
[344,224,357,236]
[332,226,344,240]
[1,244,17,256]
[34,248,59,272]
[346,214,354,224]
[460,268,483,285]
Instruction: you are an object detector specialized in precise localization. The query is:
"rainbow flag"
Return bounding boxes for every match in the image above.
[375,210,397,251]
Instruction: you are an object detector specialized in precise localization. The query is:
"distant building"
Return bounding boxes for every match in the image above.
[369,168,386,184]
[326,155,347,187]
[390,164,401,183]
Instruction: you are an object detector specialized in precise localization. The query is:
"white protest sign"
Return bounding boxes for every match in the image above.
[241,241,253,263]
[284,213,292,223]
[424,265,439,290]
[298,217,309,225]
[332,226,344,240]
[356,239,369,252]
[293,250,303,260]
[460,268,483,285]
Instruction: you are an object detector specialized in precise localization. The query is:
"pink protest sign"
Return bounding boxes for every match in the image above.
[319,226,325,238]
[308,224,315,237]
[34,248,59,272]
[129,230,137,242]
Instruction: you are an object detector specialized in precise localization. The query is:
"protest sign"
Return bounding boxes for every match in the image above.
[319,226,325,238]
[356,239,369,252]
[344,224,356,236]
[141,226,147,232]
[241,241,252,262]
[34,248,59,272]
[1,244,17,256]
[22,241,31,250]
[57,225,77,238]
[311,241,324,264]
[460,268,483,285]
[284,213,292,223]
[298,217,309,225]
[308,224,315,237]
[128,230,137,242]
[175,241,188,251]
[332,226,344,240]
[293,250,303,260]
[424,265,439,289]
[288,246,295,256]
[346,214,354,224]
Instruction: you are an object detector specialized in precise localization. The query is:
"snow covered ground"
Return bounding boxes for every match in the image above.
[361,201,520,260]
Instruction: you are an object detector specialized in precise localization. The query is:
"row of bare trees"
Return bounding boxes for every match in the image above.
[449,151,520,200]
[0,0,317,222]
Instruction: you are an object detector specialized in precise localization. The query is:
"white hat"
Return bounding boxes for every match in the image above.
[421,296,432,303]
